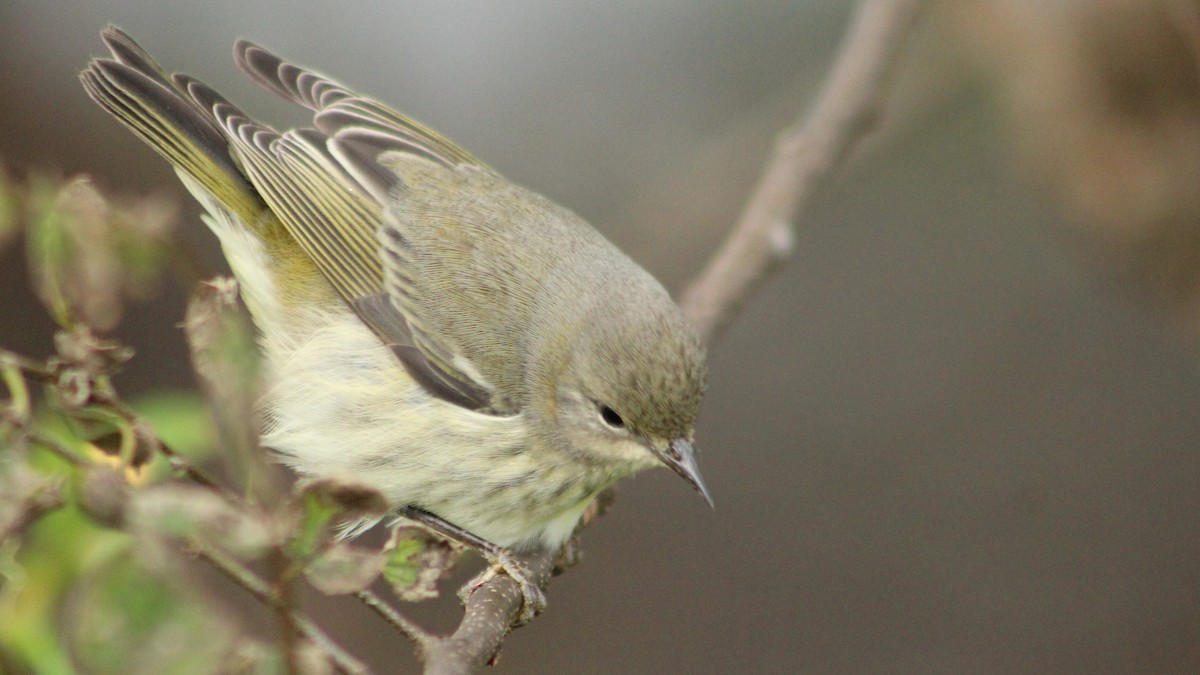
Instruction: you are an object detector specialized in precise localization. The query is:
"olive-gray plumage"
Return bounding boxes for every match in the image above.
[81,27,710,562]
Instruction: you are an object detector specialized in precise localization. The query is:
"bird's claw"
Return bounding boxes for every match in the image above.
[460,550,546,626]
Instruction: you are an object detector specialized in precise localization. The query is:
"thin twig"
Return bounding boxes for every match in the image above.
[355,590,434,651]
[0,353,33,422]
[680,0,924,343]
[158,439,225,490]
[99,392,229,490]
[0,349,55,381]
[196,543,372,675]
[269,547,303,675]
[28,431,87,467]
[0,476,66,544]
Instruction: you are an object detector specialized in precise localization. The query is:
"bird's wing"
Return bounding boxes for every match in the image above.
[231,40,498,411]
[83,27,496,412]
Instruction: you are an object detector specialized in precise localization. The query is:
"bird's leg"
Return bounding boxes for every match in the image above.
[397,506,546,625]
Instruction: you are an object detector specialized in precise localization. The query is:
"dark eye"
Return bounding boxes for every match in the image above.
[599,404,625,429]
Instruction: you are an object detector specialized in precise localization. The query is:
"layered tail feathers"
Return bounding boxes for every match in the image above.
[81,25,263,227]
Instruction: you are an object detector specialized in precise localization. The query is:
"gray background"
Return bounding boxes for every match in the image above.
[2,1,1198,672]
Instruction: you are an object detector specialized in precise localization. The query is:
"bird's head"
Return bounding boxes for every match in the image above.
[536,274,711,506]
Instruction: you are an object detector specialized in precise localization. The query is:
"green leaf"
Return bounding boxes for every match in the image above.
[381,526,458,602]
[183,280,267,497]
[289,479,388,562]
[24,175,78,327]
[289,488,341,562]
[21,175,177,331]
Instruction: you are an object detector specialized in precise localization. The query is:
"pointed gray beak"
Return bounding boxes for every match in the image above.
[658,438,714,509]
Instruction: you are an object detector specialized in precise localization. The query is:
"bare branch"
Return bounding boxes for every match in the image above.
[421,553,554,675]
[680,0,924,342]
[356,590,435,652]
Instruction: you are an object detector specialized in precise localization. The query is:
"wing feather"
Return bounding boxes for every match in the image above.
[86,27,500,412]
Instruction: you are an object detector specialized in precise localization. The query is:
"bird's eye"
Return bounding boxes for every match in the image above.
[599,404,625,429]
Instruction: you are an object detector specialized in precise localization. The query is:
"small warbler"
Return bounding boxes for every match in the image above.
[82,26,709,617]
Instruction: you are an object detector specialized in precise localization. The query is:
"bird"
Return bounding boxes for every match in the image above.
[81,26,710,621]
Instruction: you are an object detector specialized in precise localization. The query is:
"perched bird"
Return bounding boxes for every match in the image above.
[82,26,709,619]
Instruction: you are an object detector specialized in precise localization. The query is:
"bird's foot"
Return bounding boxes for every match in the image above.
[399,506,546,626]
[461,548,546,626]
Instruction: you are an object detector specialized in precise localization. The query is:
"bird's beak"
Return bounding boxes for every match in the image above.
[657,438,714,509]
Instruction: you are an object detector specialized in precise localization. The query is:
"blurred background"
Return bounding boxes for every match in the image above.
[3,0,1200,672]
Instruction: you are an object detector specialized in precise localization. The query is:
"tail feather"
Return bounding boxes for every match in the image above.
[81,25,263,225]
